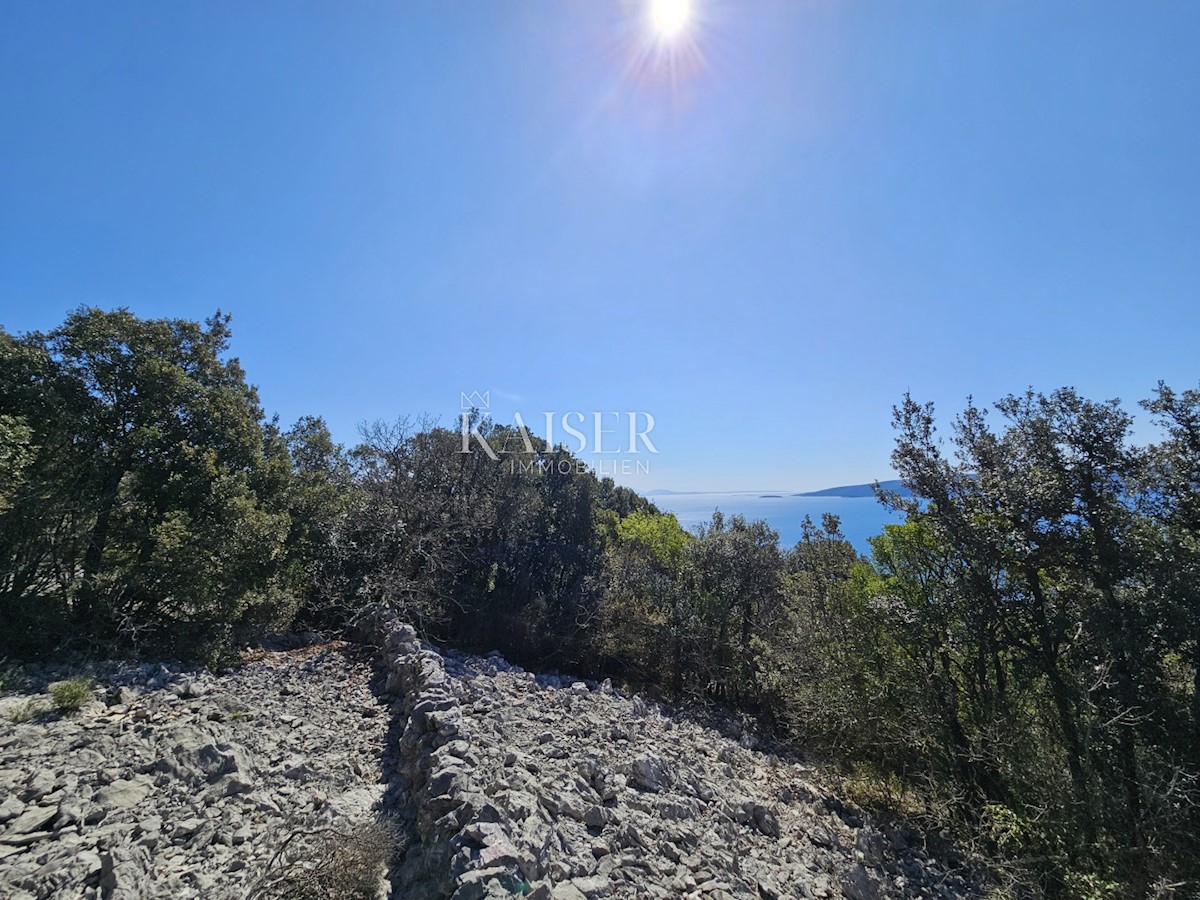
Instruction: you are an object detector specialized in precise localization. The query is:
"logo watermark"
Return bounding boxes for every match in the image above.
[459,391,657,476]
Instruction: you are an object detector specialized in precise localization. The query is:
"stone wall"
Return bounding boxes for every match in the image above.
[353,604,981,900]
[0,604,981,900]
[352,604,498,899]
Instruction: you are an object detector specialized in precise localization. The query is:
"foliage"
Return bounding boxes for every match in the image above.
[0,309,326,659]
[8,699,43,724]
[0,414,34,513]
[0,661,27,695]
[830,388,1200,897]
[48,676,94,713]
[337,416,611,663]
[594,510,689,687]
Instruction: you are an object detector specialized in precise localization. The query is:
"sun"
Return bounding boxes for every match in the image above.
[623,0,707,91]
[649,0,693,40]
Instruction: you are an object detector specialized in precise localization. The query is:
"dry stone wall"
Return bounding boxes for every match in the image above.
[356,605,980,900]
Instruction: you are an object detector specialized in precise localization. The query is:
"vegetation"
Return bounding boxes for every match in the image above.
[0,308,343,660]
[48,676,94,713]
[2,307,1197,896]
[0,661,27,695]
[8,699,42,724]
[249,817,403,900]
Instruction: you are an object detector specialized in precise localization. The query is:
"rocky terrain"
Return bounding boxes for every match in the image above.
[0,641,390,899]
[0,611,982,899]
[363,607,980,900]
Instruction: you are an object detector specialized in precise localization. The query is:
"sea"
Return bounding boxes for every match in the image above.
[649,492,905,556]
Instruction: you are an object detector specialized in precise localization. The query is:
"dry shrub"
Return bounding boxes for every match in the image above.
[249,817,404,900]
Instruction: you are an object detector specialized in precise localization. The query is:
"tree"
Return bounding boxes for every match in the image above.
[281,415,357,628]
[0,308,301,658]
[682,513,785,706]
[879,387,1198,895]
[0,413,34,512]
[596,510,692,690]
[1142,382,1200,746]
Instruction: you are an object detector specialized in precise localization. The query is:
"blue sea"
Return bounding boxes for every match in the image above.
[649,492,904,555]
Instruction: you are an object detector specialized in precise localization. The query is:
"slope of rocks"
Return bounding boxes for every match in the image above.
[361,607,980,900]
[0,642,389,899]
[1,614,981,900]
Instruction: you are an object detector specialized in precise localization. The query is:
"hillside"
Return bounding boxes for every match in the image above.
[0,618,980,900]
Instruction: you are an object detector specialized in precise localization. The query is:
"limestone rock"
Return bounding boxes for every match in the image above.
[0,609,980,900]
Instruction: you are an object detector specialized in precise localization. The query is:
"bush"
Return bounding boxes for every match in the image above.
[249,817,403,900]
[48,677,94,713]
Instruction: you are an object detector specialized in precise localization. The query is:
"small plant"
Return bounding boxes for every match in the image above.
[48,677,94,714]
[1062,871,1125,900]
[8,699,43,724]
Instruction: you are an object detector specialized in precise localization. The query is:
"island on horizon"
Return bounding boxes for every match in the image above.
[647,479,912,499]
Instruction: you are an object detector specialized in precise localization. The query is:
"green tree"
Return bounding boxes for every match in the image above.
[0,308,301,658]
[344,417,605,663]
[597,510,692,689]
[881,387,1197,896]
[0,413,34,512]
[281,415,357,628]
[1142,382,1200,746]
[682,513,784,706]
[758,515,881,751]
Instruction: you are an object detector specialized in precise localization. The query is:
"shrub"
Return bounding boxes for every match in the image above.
[48,677,94,713]
[249,817,403,900]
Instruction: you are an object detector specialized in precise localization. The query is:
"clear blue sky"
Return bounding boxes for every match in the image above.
[2,1,1197,491]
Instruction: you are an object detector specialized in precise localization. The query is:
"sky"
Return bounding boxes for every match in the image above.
[2,1,1198,492]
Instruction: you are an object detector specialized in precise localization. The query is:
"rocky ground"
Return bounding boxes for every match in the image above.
[0,641,390,899]
[418,654,973,900]
[363,608,982,900]
[0,616,982,899]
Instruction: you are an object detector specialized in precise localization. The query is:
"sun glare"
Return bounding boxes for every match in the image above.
[649,0,693,40]
[620,0,707,93]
